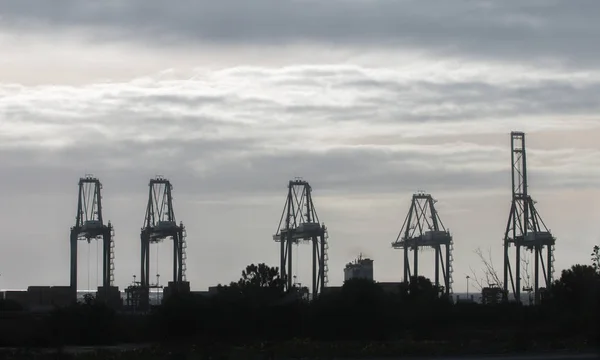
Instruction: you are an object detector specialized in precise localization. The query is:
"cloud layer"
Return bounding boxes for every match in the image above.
[2,0,600,69]
[2,64,600,199]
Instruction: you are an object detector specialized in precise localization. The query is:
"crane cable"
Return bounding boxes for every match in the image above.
[87,243,90,294]
[156,242,160,303]
[295,243,299,286]
[96,240,99,289]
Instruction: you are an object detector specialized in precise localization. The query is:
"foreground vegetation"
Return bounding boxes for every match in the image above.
[0,246,598,358]
[0,337,595,360]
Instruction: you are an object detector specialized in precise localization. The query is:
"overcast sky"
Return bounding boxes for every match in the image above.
[1,0,599,293]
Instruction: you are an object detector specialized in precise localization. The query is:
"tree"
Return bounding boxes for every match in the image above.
[236,263,286,291]
[399,275,446,303]
[216,263,287,306]
[591,245,600,274]
[469,247,503,291]
[548,264,600,313]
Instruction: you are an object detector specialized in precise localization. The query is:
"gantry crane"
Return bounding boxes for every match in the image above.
[69,175,119,305]
[139,176,188,308]
[273,178,329,296]
[503,131,555,305]
[392,192,454,295]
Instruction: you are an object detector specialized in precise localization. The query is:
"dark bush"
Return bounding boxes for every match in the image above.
[1,257,598,350]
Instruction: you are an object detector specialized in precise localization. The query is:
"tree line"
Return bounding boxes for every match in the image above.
[0,246,598,349]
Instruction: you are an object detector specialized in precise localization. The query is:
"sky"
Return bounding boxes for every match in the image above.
[0,0,599,293]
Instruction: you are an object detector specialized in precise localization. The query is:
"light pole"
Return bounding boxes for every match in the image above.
[156,274,160,304]
[466,275,470,297]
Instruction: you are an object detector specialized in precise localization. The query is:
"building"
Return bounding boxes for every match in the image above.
[343,254,374,282]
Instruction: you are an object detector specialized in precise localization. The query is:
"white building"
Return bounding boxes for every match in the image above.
[343,254,374,281]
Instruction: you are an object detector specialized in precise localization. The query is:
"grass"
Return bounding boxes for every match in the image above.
[0,337,594,360]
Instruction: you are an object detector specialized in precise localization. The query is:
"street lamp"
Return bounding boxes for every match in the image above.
[466,275,471,297]
[156,274,161,304]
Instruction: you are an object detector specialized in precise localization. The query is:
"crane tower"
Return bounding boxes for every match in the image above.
[69,175,119,304]
[392,192,454,295]
[503,131,555,305]
[139,176,188,307]
[273,178,329,296]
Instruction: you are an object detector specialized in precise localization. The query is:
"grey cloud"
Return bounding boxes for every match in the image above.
[1,138,596,204]
[0,137,257,194]
[1,0,598,68]
[4,66,600,134]
[342,79,600,121]
[262,76,600,124]
[2,64,599,204]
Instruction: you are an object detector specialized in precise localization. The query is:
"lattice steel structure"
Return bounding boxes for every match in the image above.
[503,131,555,305]
[140,176,187,289]
[69,175,115,291]
[273,178,329,296]
[392,192,454,295]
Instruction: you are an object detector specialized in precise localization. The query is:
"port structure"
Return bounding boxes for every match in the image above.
[503,131,555,305]
[273,178,329,296]
[140,176,187,290]
[69,175,115,291]
[392,192,454,295]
